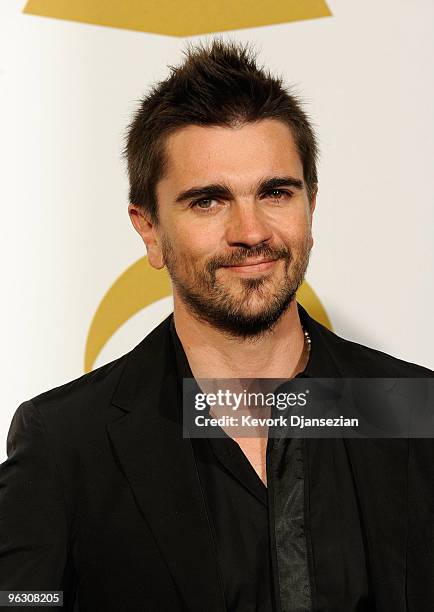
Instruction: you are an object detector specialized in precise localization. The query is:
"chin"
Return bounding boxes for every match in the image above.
[223,310,288,338]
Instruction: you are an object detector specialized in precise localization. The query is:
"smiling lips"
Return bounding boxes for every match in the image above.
[222,258,280,273]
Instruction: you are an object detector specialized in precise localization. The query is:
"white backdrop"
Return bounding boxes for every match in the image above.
[1,0,433,460]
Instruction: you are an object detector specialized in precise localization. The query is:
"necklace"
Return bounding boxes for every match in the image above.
[291,326,311,377]
[302,327,312,354]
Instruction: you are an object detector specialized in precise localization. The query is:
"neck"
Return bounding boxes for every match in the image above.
[173,295,306,379]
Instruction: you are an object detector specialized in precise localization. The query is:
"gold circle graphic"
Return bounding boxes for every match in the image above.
[85,256,332,372]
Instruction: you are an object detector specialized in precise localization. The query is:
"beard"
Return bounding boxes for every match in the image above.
[161,235,311,339]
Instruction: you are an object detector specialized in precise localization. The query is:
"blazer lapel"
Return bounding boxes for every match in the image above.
[106,317,226,612]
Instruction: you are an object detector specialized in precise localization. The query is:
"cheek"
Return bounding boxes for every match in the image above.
[167,226,217,264]
[274,219,311,247]
[180,220,222,251]
[270,202,312,236]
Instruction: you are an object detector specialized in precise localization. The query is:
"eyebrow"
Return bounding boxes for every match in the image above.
[174,175,304,203]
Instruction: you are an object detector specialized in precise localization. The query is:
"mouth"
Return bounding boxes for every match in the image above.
[222,258,280,274]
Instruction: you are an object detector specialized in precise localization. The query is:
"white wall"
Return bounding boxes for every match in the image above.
[1,0,433,459]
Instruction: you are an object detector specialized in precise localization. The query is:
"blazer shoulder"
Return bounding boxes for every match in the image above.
[27,314,174,424]
[29,353,129,422]
[312,318,432,377]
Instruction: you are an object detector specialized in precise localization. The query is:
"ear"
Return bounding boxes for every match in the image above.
[309,187,317,217]
[307,188,317,249]
[128,204,165,269]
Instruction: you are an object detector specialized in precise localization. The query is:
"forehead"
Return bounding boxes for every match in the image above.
[159,119,304,192]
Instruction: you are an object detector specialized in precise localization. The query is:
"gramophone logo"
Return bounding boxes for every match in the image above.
[23,0,331,37]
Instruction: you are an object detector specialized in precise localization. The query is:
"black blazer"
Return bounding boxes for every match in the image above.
[0,306,432,611]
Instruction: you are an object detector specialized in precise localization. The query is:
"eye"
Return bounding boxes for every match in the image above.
[190,198,219,212]
[263,188,293,200]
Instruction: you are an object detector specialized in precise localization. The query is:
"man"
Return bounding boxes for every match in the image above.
[0,40,432,612]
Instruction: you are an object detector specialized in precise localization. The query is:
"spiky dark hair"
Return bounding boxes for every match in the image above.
[124,39,318,222]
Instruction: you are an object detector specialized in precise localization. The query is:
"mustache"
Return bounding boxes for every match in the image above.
[207,244,291,272]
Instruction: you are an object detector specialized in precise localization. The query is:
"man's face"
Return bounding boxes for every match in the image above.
[148,119,315,337]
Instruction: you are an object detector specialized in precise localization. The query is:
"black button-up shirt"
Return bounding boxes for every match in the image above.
[170,308,374,612]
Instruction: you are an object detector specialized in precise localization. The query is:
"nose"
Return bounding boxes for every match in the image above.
[225,201,272,248]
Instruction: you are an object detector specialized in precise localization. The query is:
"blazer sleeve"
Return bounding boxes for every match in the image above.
[406,438,434,610]
[0,399,70,591]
